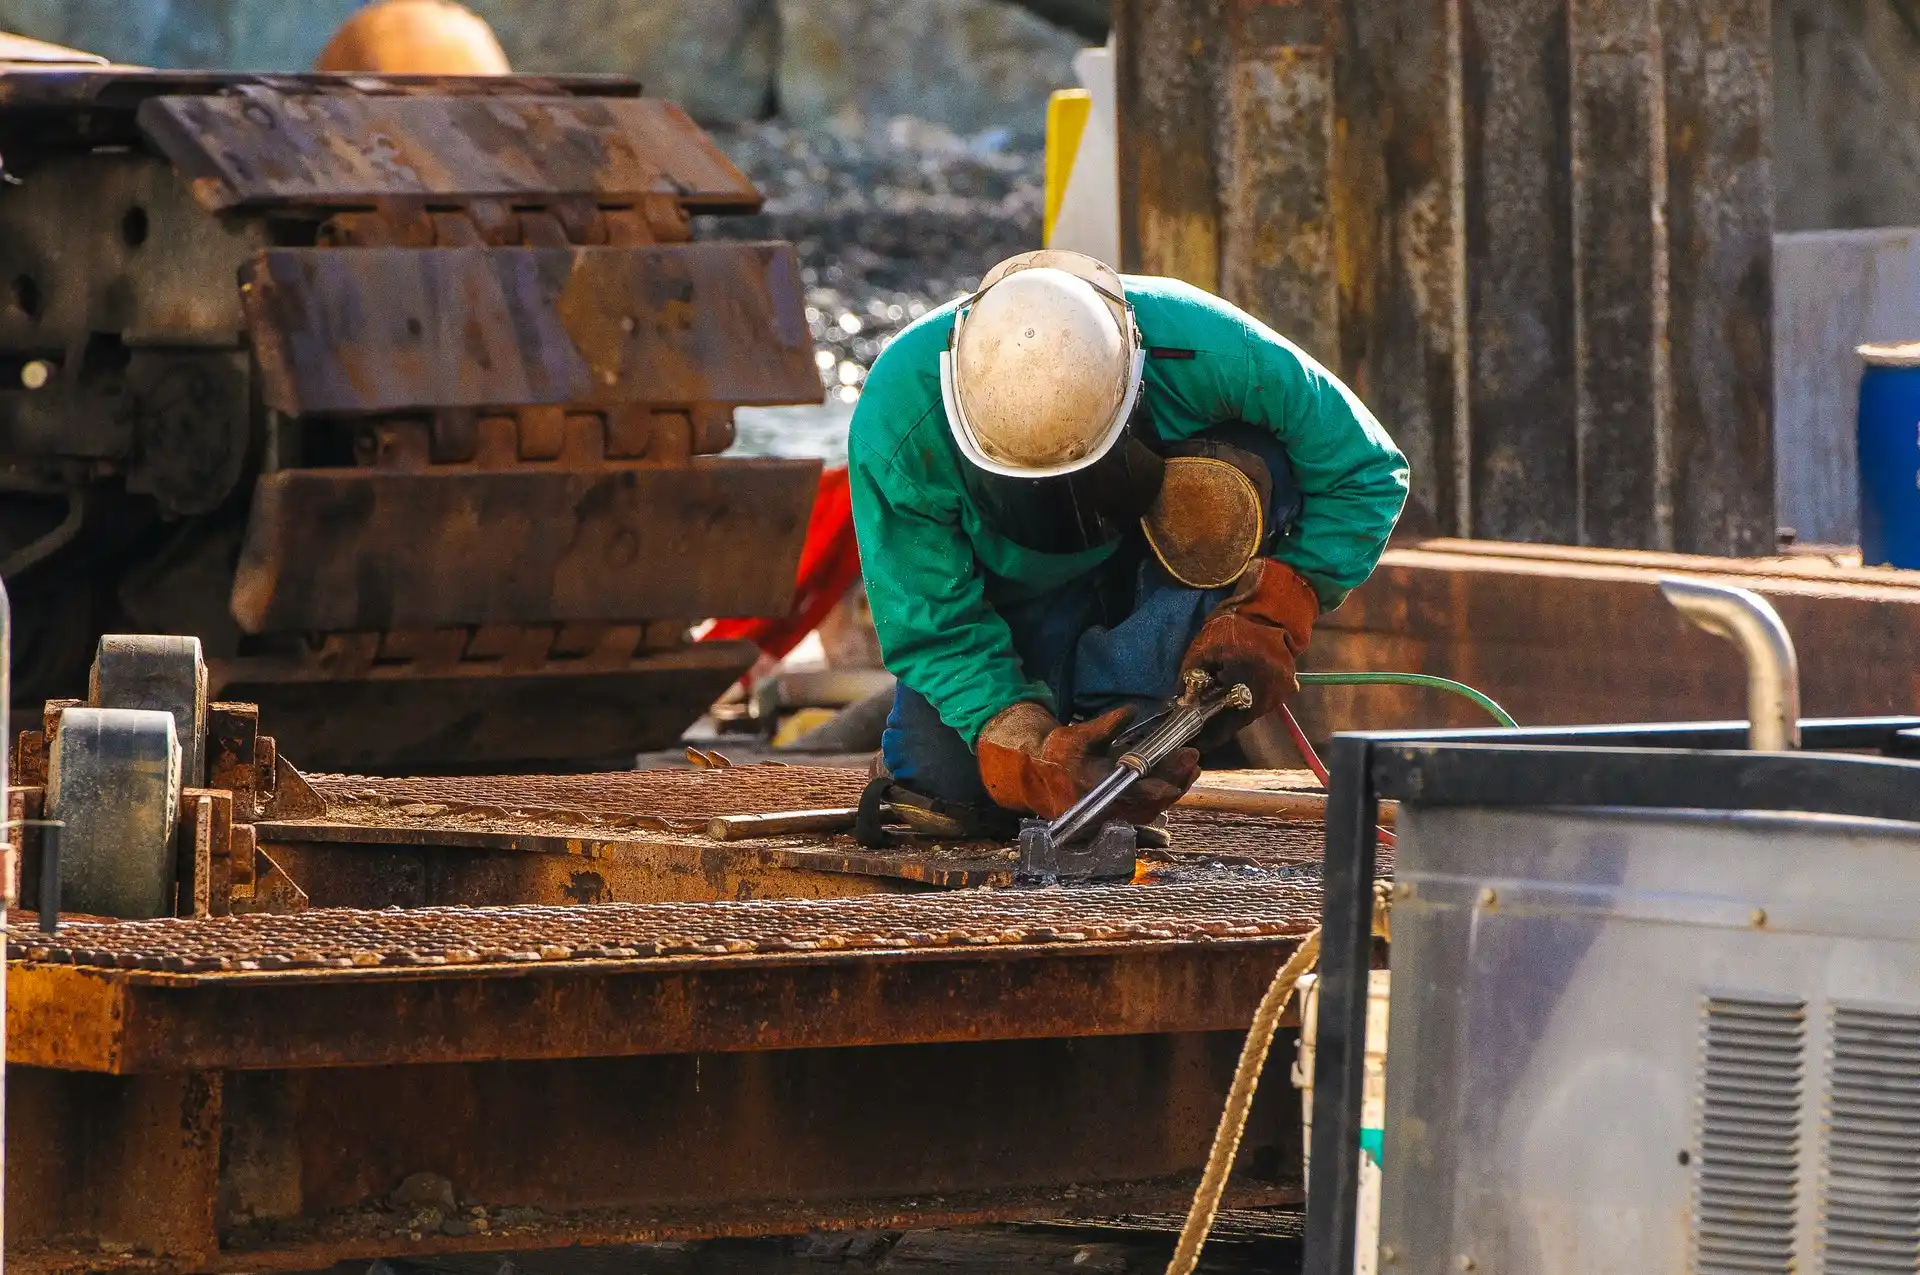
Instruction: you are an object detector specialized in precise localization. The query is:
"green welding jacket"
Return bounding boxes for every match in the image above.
[847,273,1409,747]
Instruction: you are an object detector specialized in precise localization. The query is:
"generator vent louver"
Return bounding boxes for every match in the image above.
[1694,995,1806,1275]
[1821,1006,1920,1273]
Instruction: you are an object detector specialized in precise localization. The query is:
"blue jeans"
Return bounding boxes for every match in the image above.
[881,424,1303,805]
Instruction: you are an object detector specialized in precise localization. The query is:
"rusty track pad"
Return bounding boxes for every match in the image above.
[231,458,819,633]
[240,243,820,415]
[137,90,760,212]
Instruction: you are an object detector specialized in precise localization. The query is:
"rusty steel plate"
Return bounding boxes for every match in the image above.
[8,1046,1302,1274]
[241,243,820,416]
[137,91,758,212]
[11,880,1321,974]
[1304,538,1920,738]
[230,458,819,633]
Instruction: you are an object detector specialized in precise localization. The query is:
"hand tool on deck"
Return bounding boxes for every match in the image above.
[1016,669,1253,885]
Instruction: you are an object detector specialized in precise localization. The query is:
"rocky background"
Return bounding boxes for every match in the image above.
[0,0,1082,139]
[700,119,1043,424]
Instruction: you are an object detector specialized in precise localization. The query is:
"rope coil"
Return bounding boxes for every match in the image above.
[1165,881,1393,1275]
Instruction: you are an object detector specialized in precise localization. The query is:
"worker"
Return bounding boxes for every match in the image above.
[313,0,511,76]
[848,250,1408,830]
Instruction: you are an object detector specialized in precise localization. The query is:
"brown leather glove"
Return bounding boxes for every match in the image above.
[976,701,1200,822]
[1180,559,1319,745]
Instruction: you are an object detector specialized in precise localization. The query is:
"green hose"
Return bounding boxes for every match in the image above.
[1296,671,1519,729]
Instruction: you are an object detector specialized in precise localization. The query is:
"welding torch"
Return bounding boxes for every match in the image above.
[1044,668,1254,847]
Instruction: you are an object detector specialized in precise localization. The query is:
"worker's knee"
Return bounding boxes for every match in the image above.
[879,684,993,807]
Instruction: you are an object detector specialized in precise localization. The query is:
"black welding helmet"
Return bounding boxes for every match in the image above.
[956,400,1168,555]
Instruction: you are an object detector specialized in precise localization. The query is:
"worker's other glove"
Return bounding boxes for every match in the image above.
[976,701,1200,823]
[1181,559,1319,747]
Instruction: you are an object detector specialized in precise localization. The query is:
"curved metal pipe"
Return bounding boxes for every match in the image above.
[0,485,84,580]
[1659,576,1801,750]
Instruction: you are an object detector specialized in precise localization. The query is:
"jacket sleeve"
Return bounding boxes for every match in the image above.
[848,433,1056,747]
[1228,322,1410,609]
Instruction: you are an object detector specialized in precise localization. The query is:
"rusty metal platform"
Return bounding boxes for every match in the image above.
[7,876,1328,1072]
[5,756,1354,1273]
[6,879,1327,1273]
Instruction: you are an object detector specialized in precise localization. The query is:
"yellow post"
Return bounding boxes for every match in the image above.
[1044,88,1093,246]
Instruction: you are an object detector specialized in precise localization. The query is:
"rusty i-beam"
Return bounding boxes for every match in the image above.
[1114,0,1775,556]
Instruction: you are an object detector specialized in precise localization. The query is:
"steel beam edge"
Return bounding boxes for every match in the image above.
[8,936,1313,1073]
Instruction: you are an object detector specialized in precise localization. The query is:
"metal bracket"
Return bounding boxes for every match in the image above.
[27,819,62,933]
[1016,817,1139,886]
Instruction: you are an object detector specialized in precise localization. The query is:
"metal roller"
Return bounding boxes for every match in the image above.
[89,633,208,787]
[46,706,182,920]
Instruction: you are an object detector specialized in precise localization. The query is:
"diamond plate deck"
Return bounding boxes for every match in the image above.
[12,879,1323,974]
[306,763,875,825]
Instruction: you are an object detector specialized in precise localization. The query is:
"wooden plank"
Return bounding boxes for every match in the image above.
[240,243,821,415]
[1661,0,1776,555]
[137,91,758,212]
[1120,0,1778,552]
[229,458,821,633]
[1113,0,1226,286]
[1461,0,1578,543]
[707,809,859,841]
[1329,0,1468,536]
[1569,0,1668,547]
[1219,45,1338,364]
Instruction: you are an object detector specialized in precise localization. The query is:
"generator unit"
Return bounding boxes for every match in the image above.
[1304,582,1920,1275]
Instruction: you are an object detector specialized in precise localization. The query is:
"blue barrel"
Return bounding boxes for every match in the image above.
[1858,342,1920,568]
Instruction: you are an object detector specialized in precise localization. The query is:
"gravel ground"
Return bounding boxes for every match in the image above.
[697,117,1045,459]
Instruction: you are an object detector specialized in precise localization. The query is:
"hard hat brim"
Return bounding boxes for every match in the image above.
[941,344,1146,478]
[939,255,1146,479]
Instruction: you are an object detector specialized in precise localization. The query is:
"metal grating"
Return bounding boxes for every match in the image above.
[1694,995,1806,1275]
[296,766,1346,870]
[1821,1006,1920,1273]
[307,765,872,825]
[8,878,1322,974]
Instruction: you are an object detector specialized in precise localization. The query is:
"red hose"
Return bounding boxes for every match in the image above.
[701,466,863,674]
[1280,704,1395,849]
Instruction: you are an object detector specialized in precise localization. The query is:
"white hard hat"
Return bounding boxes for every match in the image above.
[940,250,1145,478]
